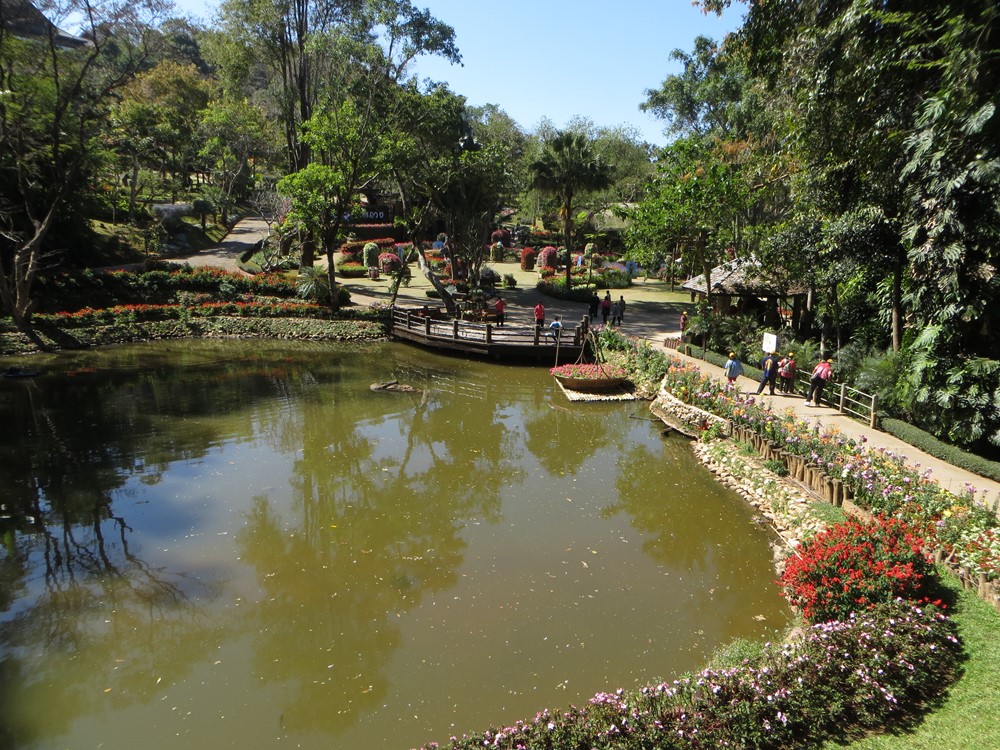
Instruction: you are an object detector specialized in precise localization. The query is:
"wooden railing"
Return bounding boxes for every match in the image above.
[391,307,589,348]
[663,339,879,429]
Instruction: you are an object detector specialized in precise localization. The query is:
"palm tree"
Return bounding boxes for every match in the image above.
[530,131,612,288]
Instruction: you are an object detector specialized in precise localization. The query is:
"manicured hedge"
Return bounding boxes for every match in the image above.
[882,418,1000,484]
[7,316,390,353]
[535,279,596,303]
[33,266,299,312]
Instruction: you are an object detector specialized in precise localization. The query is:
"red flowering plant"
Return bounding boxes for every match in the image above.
[780,516,939,623]
[378,252,402,271]
[537,246,559,268]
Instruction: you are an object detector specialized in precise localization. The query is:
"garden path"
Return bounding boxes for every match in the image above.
[669,347,1000,504]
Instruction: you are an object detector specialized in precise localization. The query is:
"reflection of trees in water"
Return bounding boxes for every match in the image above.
[0,342,327,744]
[523,400,605,475]
[0,500,213,745]
[607,432,785,625]
[236,365,526,734]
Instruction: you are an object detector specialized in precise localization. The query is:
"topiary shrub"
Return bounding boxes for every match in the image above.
[362,241,379,268]
[378,252,402,272]
[537,246,558,269]
[520,247,536,271]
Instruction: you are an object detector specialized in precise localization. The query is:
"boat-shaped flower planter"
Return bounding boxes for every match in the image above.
[550,364,628,392]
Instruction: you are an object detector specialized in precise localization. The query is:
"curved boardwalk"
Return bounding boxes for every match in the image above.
[390,307,587,363]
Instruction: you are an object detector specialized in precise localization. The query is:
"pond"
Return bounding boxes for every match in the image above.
[0,340,790,749]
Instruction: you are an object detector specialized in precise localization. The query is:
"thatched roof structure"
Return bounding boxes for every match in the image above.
[681,257,808,297]
[1,0,91,48]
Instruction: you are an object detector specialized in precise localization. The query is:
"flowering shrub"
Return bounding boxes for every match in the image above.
[550,363,626,380]
[520,247,536,271]
[378,252,402,272]
[781,517,938,622]
[538,265,556,278]
[538,246,559,268]
[416,601,961,750]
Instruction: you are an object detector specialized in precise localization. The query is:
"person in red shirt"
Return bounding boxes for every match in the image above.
[805,359,833,406]
[494,296,506,326]
[533,302,545,329]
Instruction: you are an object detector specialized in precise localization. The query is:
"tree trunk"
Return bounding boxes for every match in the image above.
[299,232,316,269]
[324,246,340,313]
[891,252,903,352]
[128,153,140,224]
[562,197,573,289]
[415,247,458,316]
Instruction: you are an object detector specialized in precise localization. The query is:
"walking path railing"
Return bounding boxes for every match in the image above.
[663,337,879,429]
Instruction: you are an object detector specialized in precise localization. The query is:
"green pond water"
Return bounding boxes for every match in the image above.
[0,340,790,749]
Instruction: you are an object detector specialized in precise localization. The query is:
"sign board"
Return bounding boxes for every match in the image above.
[761,332,777,354]
[345,207,394,223]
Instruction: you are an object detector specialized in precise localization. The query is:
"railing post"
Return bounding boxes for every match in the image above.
[486,324,492,344]
[424,316,431,337]
[839,382,847,413]
[534,326,540,345]
[453,320,459,339]
[405,311,411,328]
[869,393,878,429]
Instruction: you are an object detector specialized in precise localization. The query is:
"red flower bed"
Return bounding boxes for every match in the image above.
[780,516,939,623]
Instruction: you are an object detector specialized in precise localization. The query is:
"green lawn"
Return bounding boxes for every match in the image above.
[827,572,1000,750]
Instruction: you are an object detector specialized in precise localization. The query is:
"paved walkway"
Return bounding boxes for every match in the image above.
[174,218,1000,503]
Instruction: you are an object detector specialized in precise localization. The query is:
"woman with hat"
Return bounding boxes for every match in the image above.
[805,358,833,406]
[778,352,797,394]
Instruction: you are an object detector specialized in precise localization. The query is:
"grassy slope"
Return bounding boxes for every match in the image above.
[828,572,1000,750]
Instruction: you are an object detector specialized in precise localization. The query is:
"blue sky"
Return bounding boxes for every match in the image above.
[175,0,748,147]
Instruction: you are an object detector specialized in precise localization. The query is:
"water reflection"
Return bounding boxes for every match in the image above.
[0,341,789,749]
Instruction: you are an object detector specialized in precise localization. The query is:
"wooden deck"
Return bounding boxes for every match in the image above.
[390,307,589,363]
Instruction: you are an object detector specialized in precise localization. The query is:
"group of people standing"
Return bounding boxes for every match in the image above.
[586,292,626,326]
[723,350,835,406]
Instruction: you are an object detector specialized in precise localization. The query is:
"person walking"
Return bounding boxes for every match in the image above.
[494,296,506,327]
[588,292,600,322]
[610,299,622,326]
[600,292,611,325]
[755,351,779,396]
[533,302,545,330]
[617,295,627,323]
[778,351,797,394]
[805,359,834,406]
[679,311,688,338]
[723,352,744,389]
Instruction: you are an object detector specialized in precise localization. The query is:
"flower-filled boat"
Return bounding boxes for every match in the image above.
[550,363,628,392]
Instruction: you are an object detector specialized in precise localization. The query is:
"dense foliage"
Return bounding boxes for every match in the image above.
[628,1,1000,451]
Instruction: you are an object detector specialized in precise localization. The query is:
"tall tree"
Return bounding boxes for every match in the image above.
[0,0,166,334]
[530,131,612,289]
[215,0,458,173]
[388,84,513,315]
